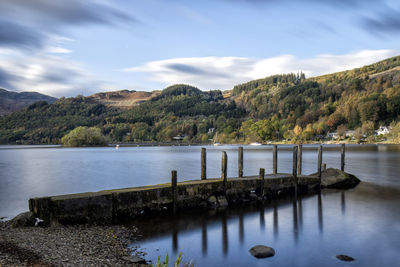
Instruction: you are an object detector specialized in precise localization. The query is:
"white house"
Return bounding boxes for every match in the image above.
[376,126,390,136]
[327,132,338,139]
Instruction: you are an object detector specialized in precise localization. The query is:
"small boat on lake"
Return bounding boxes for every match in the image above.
[250,142,262,146]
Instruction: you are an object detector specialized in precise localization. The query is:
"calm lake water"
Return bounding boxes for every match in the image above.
[0,144,399,266]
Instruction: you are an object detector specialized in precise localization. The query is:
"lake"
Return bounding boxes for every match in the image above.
[0,144,399,266]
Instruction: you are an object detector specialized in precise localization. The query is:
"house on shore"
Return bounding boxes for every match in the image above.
[375,126,391,136]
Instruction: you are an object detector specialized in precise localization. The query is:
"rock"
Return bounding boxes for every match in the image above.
[11,211,36,228]
[314,168,360,189]
[249,193,258,201]
[336,254,355,261]
[249,245,275,258]
[122,255,146,264]
[217,196,228,206]
[207,196,217,206]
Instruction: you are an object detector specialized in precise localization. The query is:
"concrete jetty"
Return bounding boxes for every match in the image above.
[27,145,358,225]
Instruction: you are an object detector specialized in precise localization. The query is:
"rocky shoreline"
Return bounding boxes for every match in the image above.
[0,221,146,267]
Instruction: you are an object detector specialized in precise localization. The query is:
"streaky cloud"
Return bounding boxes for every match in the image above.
[0,0,137,51]
[124,50,400,91]
[361,8,400,35]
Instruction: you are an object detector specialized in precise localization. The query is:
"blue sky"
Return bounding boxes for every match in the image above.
[0,0,400,97]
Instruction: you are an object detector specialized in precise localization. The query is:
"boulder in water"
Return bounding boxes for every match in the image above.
[319,168,360,189]
[336,254,355,261]
[249,245,275,258]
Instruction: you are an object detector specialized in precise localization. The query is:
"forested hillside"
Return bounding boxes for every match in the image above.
[1,56,400,144]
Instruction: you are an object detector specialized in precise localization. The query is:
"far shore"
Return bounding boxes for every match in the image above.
[1,140,399,148]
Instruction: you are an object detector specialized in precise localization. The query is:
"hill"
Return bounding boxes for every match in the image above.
[87,89,161,109]
[1,56,400,144]
[0,89,57,116]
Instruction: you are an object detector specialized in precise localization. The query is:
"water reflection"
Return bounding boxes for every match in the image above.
[238,211,244,245]
[273,203,278,239]
[201,216,207,256]
[221,212,228,256]
[259,206,265,231]
[298,195,303,229]
[292,198,299,243]
[318,193,323,233]
[172,219,178,253]
[341,192,346,215]
[134,183,400,267]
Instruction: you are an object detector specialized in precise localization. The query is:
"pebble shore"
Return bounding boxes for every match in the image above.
[0,221,146,267]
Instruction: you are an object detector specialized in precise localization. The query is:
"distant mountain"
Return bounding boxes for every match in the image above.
[0,89,57,116]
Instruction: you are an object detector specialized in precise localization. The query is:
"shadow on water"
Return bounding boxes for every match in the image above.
[131,182,400,267]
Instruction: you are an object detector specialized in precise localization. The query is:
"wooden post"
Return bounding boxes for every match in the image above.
[292,146,297,177]
[221,151,227,190]
[238,147,243,178]
[201,148,206,180]
[322,163,327,172]
[273,145,278,175]
[318,146,323,179]
[341,144,345,171]
[293,146,298,196]
[259,168,265,196]
[171,170,178,213]
[292,146,298,177]
[297,144,302,175]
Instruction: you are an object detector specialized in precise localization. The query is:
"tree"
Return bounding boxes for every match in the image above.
[337,124,347,139]
[61,126,107,147]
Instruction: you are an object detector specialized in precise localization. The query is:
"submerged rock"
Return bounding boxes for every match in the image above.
[122,255,147,264]
[320,168,360,189]
[11,211,36,228]
[249,245,275,258]
[336,254,355,261]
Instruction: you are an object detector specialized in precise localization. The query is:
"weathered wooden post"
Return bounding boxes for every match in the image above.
[201,148,207,180]
[341,144,345,171]
[221,151,227,190]
[171,170,177,213]
[259,168,265,197]
[318,146,323,179]
[238,147,243,178]
[322,163,327,172]
[273,145,278,175]
[293,146,298,177]
[297,144,302,175]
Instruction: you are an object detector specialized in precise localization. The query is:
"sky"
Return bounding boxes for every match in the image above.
[0,0,400,97]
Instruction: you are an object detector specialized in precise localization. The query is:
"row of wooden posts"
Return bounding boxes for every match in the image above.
[200,144,345,180]
[172,144,346,183]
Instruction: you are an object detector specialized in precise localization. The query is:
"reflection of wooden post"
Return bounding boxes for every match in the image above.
[222,214,228,256]
[221,151,227,190]
[238,147,243,178]
[297,144,302,175]
[318,146,323,179]
[273,145,278,175]
[171,170,177,213]
[259,168,265,196]
[341,144,345,171]
[201,148,206,180]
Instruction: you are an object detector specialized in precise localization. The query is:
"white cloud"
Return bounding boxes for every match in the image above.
[124,49,400,90]
[0,52,109,97]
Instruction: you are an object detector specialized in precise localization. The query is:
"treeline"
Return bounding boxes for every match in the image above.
[0,96,114,144]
